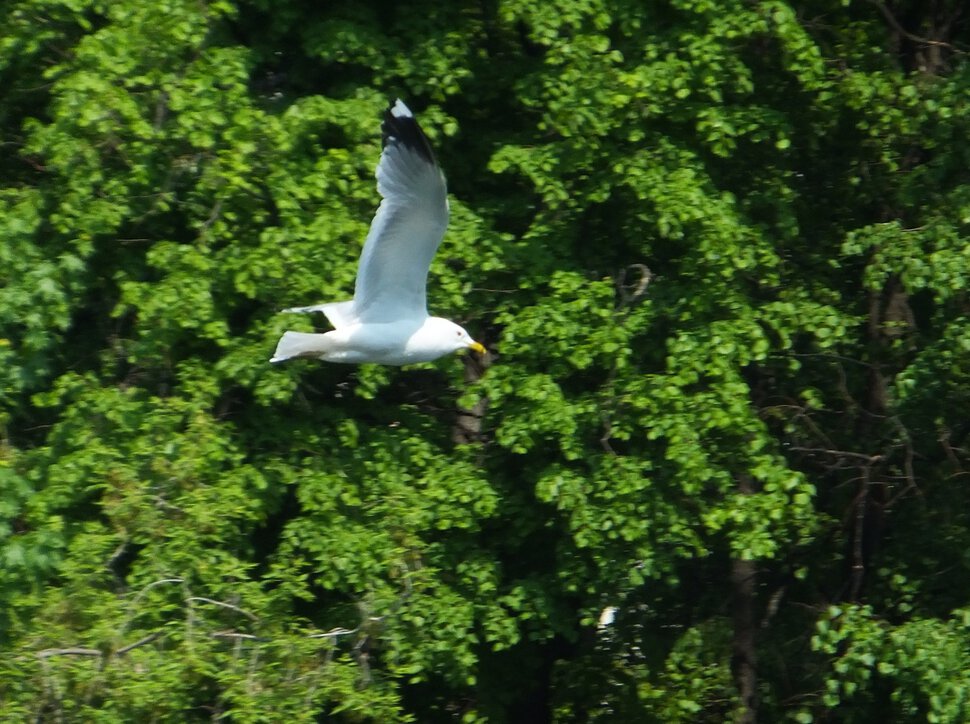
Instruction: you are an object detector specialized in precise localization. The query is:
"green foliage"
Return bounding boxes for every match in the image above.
[2,0,969,720]
[812,605,970,722]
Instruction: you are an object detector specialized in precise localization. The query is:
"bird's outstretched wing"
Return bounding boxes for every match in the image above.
[351,99,449,323]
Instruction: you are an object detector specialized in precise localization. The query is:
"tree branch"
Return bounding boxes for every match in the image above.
[866,0,964,54]
[731,474,758,724]
[186,596,259,621]
[37,647,101,659]
[116,632,162,655]
[38,632,162,660]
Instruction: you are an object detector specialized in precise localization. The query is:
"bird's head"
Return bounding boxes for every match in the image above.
[425,317,486,357]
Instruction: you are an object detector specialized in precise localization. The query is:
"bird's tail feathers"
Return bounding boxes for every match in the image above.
[270,331,332,363]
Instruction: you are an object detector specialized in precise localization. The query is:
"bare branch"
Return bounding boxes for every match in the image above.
[186,597,259,622]
[791,352,874,368]
[106,541,129,572]
[939,426,965,471]
[211,631,266,642]
[761,586,786,629]
[884,416,921,508]
[616,263,652,309]
[307,627,359,640]
[38,632,163,660]
[866,0,964,54]
[129,577,185,610]
[731,474,758,723]
[122,577,185,636]
[37,647,101,659]
[788,447,883,464]
[849,466,870,602]
[116,632,162,655]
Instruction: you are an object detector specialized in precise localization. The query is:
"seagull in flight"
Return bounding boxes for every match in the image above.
[271,99,485,365]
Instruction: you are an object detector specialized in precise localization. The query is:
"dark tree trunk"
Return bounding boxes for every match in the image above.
[731,474,758,723]
[453,350,491,445]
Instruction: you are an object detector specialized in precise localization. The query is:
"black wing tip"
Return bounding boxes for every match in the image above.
[382,98,437,166]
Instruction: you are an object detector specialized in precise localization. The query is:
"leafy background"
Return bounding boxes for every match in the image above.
[1,0,969,721]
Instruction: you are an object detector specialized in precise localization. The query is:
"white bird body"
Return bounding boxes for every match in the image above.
[272,317,479,365]
[271,99,485,365]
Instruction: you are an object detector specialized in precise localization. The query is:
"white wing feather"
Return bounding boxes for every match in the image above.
[351,100,449,323]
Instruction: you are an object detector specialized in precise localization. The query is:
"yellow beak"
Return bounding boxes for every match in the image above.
[469,341,486,355]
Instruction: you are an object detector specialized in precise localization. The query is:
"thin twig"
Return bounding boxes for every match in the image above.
[116,632,162,655]
[788,447,883,464]
[123,577,185,635]
[306,627,359,640]
[129,578,184,610]
[186,597,259,622]
[211,631,267,642]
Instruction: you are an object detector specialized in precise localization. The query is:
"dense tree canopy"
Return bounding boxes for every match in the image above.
[2,0,969,720]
